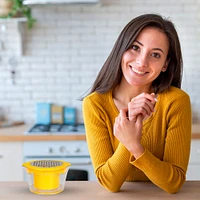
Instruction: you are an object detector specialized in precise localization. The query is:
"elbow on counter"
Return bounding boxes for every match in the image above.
[97,177,122,193]
[164,184,183,194]
[160,178,185,194]
[153,168,186,194]
[98,180,184,194]
[101,183,121,193]
[96,171,186,194]
[100,182,184,194]
[106,185,121,193]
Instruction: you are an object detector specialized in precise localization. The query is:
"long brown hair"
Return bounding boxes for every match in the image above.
[84,13,182,97]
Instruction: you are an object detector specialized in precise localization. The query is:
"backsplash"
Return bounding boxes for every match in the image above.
[0,0,199,124]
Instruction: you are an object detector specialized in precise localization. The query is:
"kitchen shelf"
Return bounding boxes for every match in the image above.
[23,0,99,4]
[0,18,27,22]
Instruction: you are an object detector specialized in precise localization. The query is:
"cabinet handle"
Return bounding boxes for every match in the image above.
[0,155,3,158]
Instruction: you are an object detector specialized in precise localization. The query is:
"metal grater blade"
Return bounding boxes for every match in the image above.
[30,160,63,168]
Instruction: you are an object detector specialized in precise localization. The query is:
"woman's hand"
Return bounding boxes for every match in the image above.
[113,93,157,158]
[114,108,144,158]
[128,93,157,122]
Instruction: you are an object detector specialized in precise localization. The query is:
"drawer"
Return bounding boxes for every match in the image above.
[188,140,200,163]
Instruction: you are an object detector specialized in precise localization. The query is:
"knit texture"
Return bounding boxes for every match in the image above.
[82,86,192,193]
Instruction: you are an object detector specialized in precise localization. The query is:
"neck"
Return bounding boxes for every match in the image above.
[113,79,153,108]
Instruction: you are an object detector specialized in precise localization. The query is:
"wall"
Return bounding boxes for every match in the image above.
[0,0,199,124]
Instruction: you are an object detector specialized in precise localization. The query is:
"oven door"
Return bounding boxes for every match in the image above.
[65,157,95,181]
[23,156,96,181]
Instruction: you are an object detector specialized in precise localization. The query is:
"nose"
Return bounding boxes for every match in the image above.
[136,54,148,67]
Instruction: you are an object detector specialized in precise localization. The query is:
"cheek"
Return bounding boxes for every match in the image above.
[123,51,134,60]
[121,51,135,66]
[152,65,165,79]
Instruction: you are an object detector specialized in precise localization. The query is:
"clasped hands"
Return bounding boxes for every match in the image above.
[114,93,157,158]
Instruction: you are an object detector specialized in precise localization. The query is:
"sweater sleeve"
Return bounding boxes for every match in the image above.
[82,96,132,192]
[130,94,192,194]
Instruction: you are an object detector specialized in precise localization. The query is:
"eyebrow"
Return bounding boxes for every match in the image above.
[135,40,164,54]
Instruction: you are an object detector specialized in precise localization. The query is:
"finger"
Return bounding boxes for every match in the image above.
[128,112,137,122]
[132,92,157,104]
[128,100,148,121]
[127,108,139,122]
[150,93,158,103]
[129,100,153,116]
[131,95,156,114]
[120,109,129,120]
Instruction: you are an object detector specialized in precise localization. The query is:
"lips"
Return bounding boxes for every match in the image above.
[130,66,146,75]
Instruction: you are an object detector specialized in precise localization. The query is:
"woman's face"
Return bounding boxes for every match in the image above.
[121,27,169,89]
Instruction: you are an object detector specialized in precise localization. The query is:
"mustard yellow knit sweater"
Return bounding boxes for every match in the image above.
[82,86,192,194]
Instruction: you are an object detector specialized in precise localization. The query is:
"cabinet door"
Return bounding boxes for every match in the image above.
[0,142,23,181]
[186,140,200,180]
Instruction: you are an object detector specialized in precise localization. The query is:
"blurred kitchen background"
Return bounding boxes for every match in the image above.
[0,0,200,126]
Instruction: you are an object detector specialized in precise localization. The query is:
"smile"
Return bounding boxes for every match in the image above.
[131,67,146,75]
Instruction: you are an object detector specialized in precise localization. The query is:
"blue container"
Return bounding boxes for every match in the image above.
[36,103,51,125]
[64,107,76,125]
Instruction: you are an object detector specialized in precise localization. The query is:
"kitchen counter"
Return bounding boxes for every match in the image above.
[0,124,200,141]
[191,124,200,139]
[0,124,86,141]
[0,181,199,199]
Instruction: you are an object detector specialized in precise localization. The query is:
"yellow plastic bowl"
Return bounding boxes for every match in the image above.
[23,160,71,195]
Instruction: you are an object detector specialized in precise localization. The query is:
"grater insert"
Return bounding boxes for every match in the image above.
[30,160,63,168]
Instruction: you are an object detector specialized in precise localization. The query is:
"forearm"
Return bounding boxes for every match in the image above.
[83,96,133,192]
[91,142,132,192]
[131,149,186,194]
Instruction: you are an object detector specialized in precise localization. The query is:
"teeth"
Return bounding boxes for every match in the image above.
[131,67,145,75]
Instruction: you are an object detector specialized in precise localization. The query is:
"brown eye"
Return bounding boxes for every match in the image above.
[151,53,160,58]
[132,45,139,51]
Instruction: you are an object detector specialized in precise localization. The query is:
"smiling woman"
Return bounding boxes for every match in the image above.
[121,27,169,91]
[81,13,192,194]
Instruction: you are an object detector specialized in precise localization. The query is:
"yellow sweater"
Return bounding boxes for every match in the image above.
[82,86,192,194]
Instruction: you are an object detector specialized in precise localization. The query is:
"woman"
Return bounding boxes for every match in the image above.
[82,13,192,194]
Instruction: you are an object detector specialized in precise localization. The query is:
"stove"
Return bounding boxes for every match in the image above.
[23,123,96,181]
[25,123,85,135]
[23,140,96,181]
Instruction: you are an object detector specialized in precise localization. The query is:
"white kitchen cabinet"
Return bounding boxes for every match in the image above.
[186,140,200,180]
[0,142,23,181]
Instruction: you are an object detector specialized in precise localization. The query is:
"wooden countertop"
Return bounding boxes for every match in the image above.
[0,125,86,141]
[0,181,199,199]
[191,124,200,139]
[0,124,200,141]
